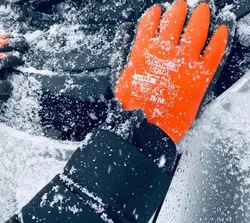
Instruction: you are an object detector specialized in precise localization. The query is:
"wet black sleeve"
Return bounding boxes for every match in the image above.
[6,112,176,223]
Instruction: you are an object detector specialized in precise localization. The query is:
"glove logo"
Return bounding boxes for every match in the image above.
[145,51,181,75]
[130,51,180,106]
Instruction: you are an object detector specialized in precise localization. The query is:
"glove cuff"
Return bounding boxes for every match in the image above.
[102,99,176,172]
[63,128,176,222]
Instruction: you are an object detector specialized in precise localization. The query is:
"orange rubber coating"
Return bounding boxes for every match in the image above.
[115,0,229,143]
[0,34,8,47]
[0,52,6,59]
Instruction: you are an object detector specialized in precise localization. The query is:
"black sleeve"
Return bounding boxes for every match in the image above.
[6,111,176,223]
[0,80,12,106]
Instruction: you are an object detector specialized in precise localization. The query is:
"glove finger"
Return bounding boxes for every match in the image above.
[0,34,8,39]
[180,2,210,58]
[0,36,28,53]
[197,16,235,117]
[0,51,23,69]
[111,22,135,90]
[159,0,187,45]
[133,5,162,47]
[0,80,12,103]
[0,38,8,48]
[0,53,6,60]
[202,24,229,77]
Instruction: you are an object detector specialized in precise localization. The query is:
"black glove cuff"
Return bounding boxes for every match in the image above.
[0,80,12,104]
[102,99,176,172]
[64,129,175,223]
[101,99,145,143]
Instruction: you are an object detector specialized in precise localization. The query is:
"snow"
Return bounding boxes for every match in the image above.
[0,0,250,222]
[238,13,250,47]
[0,74,43,135]
[155,2,250,223]
[157,155,167,168]
[0,123,77,221]
[156,71,250,222]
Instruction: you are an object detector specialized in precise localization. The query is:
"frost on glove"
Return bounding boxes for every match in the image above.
[115,0,234,143]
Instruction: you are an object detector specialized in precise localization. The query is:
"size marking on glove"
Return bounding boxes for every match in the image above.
[131,51,181,106]
[133,74,156,84]
[132,72,180,107]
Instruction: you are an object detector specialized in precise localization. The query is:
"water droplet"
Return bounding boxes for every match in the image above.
[185,150,192,158]
[211,184,216,190]
[177,167,183,173]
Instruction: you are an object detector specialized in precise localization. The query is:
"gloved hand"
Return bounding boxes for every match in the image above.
[0,34,28,71]
[0,33,28,105]
[115,0,234,143]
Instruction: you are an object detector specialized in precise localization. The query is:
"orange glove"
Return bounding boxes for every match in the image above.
[0,33,28,70]
[115,0,233,143]
[0,34,8,60]
[0,33,28,104]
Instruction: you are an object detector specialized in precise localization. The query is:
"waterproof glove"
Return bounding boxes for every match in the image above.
[0,33,28,105]
[0,34,28,70]
[115,0,233,143]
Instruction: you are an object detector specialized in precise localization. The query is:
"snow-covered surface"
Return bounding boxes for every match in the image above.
[156,70,250,222]
[0,1,115,135]
[0,123,77,221]
[156,3,250,222]
[0,74,43,135]
[238,13,250,47]
[0,0,250,222]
